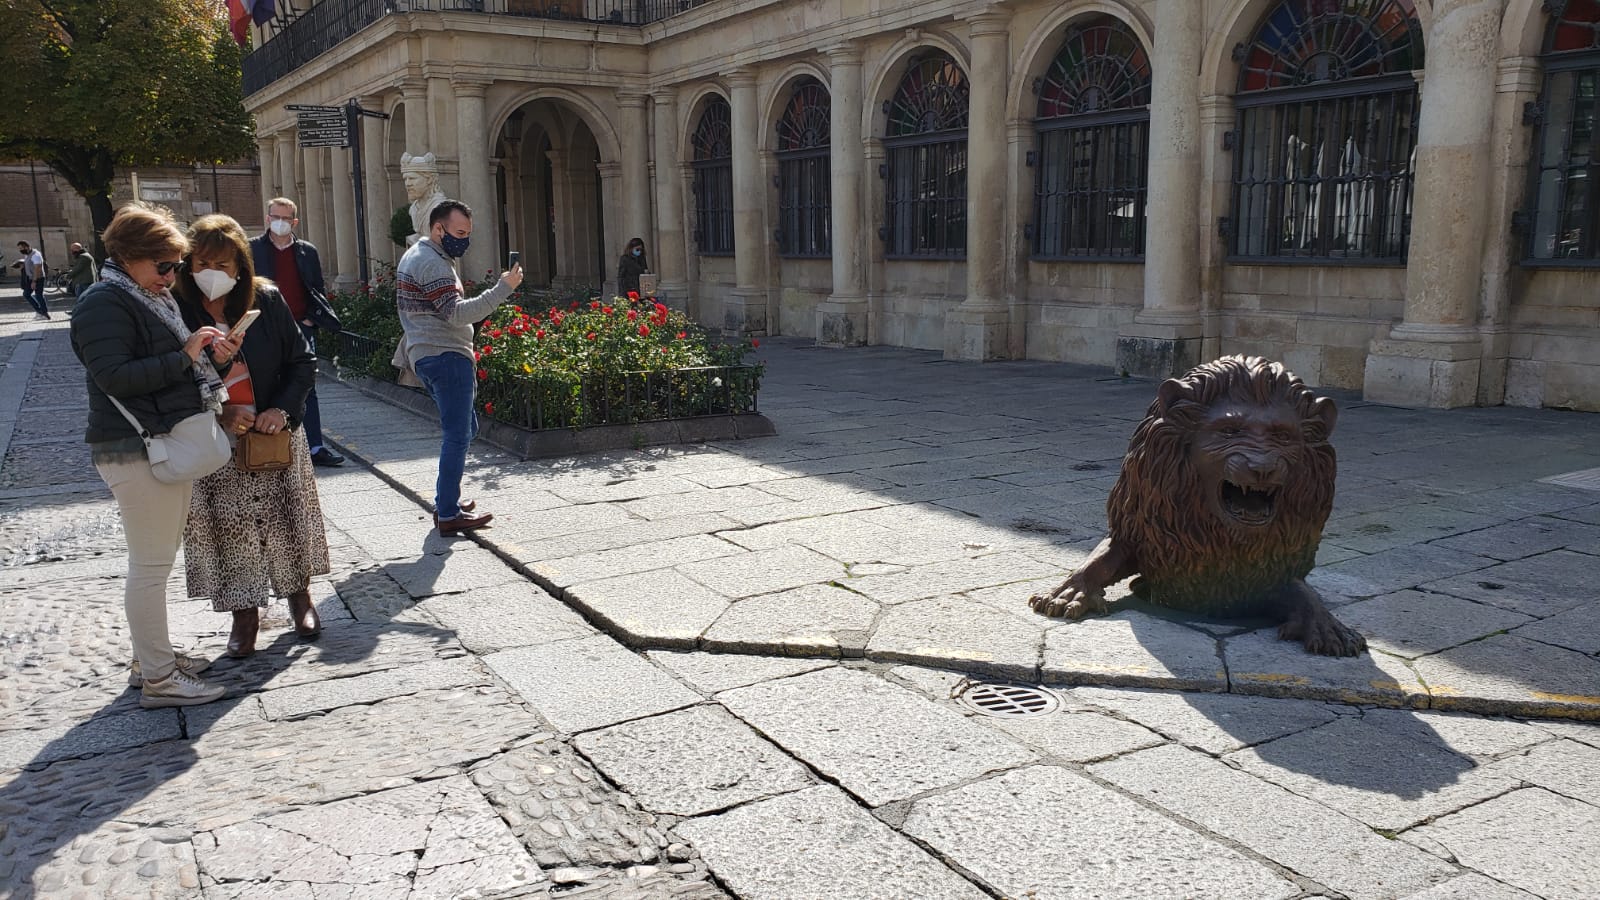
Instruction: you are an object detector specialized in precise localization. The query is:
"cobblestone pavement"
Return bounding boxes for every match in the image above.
[4,300,1600,899]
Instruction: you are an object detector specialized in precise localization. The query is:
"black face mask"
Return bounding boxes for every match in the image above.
[438,232,471,259]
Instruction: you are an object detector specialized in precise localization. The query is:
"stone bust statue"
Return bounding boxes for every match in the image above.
[400,151,446,245]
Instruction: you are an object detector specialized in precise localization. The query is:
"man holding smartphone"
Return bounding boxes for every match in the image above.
[394,199,522,534]
[250,197,345,467]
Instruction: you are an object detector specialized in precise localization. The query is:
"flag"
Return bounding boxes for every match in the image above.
[226,0,251,46]
[250,0,276,26]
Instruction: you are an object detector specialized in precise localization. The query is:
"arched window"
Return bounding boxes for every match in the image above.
[776,77,832,257]
[1032,17,1151,259]
[884,52,969,258]
[692,97,734,256]
[1228,0,1423,262]
[1526,0,1600,262]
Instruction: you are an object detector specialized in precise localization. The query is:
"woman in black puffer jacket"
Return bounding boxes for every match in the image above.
[71,202,241,710]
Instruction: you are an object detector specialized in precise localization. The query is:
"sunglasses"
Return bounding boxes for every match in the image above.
[155,260,183,276]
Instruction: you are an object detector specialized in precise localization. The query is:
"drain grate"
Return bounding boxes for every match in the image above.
[953,682,1061,718]
[1541,467,1600,493]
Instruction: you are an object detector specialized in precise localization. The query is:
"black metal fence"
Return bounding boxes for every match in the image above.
[329,331,761,431]
[244,0,715,95]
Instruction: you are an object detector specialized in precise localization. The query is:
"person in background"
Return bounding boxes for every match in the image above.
[393,199,522,535]
[66,242,97,298]
[249,197,345,467]
[616,237,649,298]
[176,214,329,658]
[70,203,242,708]
[16,241,49,319]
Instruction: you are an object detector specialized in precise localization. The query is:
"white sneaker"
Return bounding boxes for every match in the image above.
[139,668,225,708]
[128,653,212,687]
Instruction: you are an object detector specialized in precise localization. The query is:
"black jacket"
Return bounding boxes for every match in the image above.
[179,285,318,428]
[249,233,341,333]
[617,253,648,295]
[71,282,206,444]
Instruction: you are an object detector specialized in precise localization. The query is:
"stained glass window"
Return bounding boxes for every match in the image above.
[1527,0,1600,261]
[885,53,969,257]
[692,97,734,256]
[1033,18,1151,259]
[776,78,831,257]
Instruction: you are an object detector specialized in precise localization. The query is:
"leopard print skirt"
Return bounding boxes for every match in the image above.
[184,426,331,612]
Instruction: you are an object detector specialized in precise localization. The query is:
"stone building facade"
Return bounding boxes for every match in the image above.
[243,0,1600,411]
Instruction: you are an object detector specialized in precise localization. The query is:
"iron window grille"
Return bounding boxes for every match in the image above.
[1227,0,1424,264]
[1524,1,1600,265]
[776,78,833,258]
[1032,18,1152,261]
[691,97,734,257]
[884,53,970,259]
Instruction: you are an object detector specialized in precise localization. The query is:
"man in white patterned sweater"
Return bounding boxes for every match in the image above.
[395,199,523,535]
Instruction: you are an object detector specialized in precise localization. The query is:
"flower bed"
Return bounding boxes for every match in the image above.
[325,267,764,433]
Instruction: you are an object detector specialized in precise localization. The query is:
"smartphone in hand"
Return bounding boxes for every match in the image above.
[508,251,521,270]
[228,308,262,340]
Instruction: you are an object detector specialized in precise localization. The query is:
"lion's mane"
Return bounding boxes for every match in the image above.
[1105,356,1337,617]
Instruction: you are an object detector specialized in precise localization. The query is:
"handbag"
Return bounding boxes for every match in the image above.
[637,272,660,297]
[237,429,293,472]
[105,395,231,484]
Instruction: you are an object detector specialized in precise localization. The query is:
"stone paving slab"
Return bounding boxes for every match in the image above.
[562,569,734,648]
[715,667,1036,806]
[1070,687,1346,755]
[902,765,1299,900]
[644,651,833,694]
[484,635,702,734]
[676,785,988,900]
[1407,788,1600,899]
[0,707,181,770]
[1090,744,1456,899]
[1412,633,1600,719]
[1043,612,1227,690]
[1222,629,1430,707]
[573,705,814,815]
[416,582,597,654]
[257,657,488,720]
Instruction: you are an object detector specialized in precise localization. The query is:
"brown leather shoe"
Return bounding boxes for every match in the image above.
[432,499,475,525]
[226,608,259,658]
[438,509,494,535]
[287,589,322,639]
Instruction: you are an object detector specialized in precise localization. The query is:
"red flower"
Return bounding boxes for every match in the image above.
[483,401,495,415]
[513,305,523,313]
[473,350,482,361]
[476,368,488,381]
[481,344,493,356]
[491,329,503,338]
[627,291,639,300]
[590,300,602,309]
[603,306,613,315]
[659,346,668,353]
[654,302,668,316]
[627,309,638,321]
[586,331,597,341]
[535,329,546,339]
[675,331,686,340]
[752,339,760,348]
[570,301,580,310]
[639,325,650,337]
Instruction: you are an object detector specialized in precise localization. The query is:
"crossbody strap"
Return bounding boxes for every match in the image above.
[103,392,154,444]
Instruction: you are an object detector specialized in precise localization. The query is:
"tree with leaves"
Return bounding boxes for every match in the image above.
[0,0,255,254]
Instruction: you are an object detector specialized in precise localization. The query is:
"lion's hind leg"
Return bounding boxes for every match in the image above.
[1274,579,1367,657]
[1028,537,1135,620]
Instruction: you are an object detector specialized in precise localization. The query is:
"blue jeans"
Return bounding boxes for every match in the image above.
[298,324,325,451]
[22,276,47,316]
[413,352,477,521]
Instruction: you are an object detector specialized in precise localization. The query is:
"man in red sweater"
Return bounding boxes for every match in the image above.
[250,197,345,467]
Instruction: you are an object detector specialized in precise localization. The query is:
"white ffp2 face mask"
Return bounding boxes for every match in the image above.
[269,219,293,237]
[194,268,238,301]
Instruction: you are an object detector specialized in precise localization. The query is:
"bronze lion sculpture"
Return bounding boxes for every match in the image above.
[1029,355,1365,656]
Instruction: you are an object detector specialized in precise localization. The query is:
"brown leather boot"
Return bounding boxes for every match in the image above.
[227,608,259,659]
[288,589,322,639]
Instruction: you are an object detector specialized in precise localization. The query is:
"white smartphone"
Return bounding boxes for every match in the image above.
[228,308,262,340]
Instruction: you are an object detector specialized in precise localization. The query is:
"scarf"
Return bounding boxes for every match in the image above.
[101,260,227,412]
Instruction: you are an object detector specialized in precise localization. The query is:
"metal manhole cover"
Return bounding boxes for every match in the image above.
[953,682,1061,718]
[1541,467,1600,493]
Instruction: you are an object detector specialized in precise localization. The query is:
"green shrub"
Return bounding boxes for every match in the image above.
[388,206,413,247]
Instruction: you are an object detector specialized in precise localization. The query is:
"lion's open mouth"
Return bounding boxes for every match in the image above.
[1220,480,1278,526]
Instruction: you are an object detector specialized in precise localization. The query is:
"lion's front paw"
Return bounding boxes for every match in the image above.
[1028,577,1109,620]
[1279,610,1367,657]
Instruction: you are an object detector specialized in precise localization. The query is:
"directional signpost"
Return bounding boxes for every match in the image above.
[284,101,389,281]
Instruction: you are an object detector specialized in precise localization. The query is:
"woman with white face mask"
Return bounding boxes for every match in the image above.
[173,214,329,659]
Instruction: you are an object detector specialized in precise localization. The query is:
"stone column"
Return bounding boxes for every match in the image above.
[1196,95,1236,364]
[945,11,1011,361]
[651,90,689,309]
[1117,0,1203,378]
[818,43,867,346]
[618,92,654,258]
[258,136,277,214]
[454,76,499,285]
[598,161,623,295]
[726,69,767,334]
[360,94,390,271]
[1483,56,1540,406]
[547,149,574,286]
[400,76,429,152]
[1363,0,1500,408]
[680,161,702,319]
[275,132,296,210]
[301,148,329,264]
[329,145,360,290]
